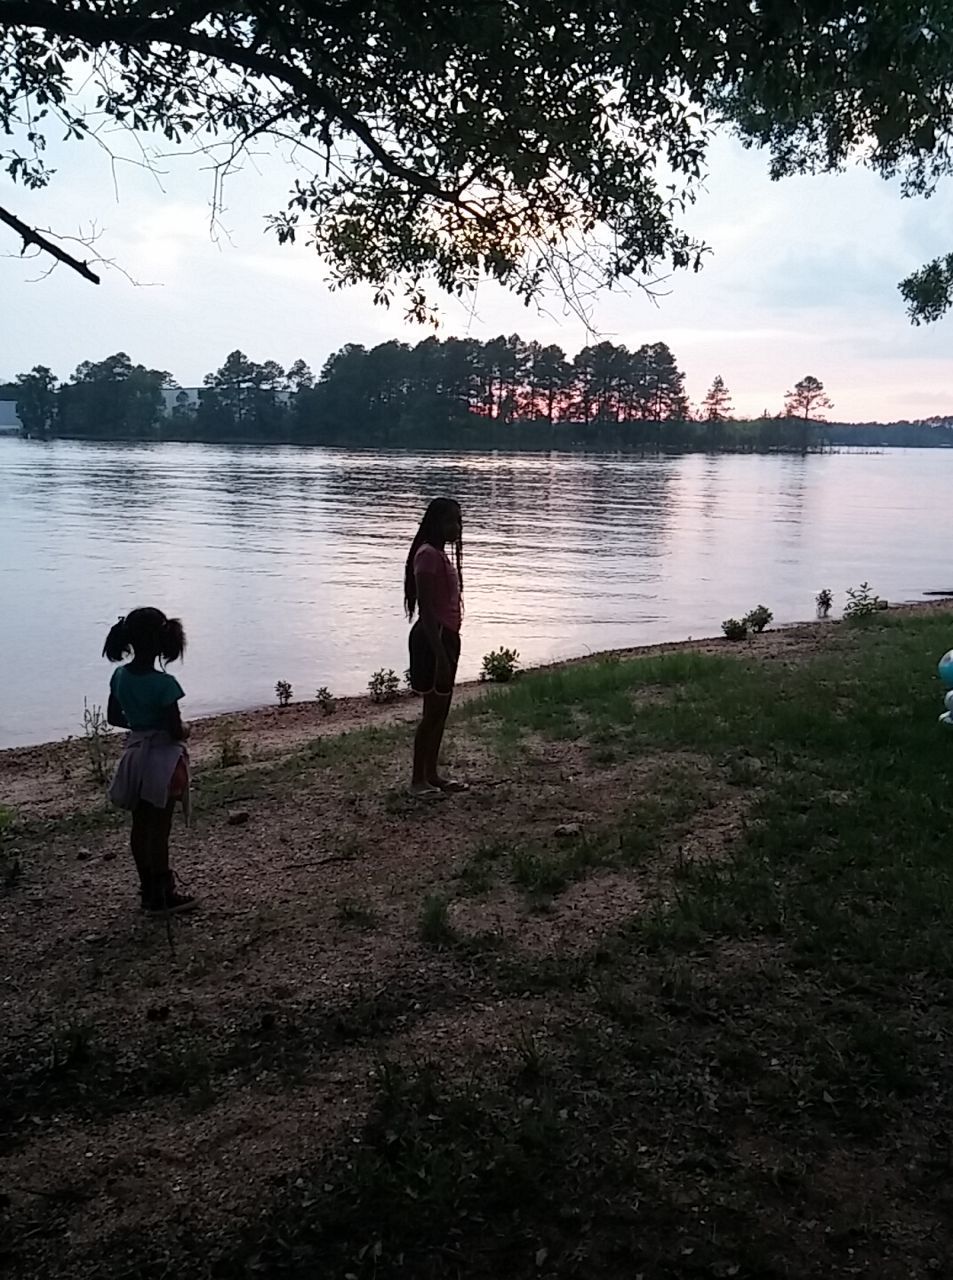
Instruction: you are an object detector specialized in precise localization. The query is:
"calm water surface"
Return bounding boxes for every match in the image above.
[1,437,949,748]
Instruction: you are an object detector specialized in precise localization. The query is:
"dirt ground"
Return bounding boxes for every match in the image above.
[2,604,951,1279]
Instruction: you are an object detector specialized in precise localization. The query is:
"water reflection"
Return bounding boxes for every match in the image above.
[1,438,948,747]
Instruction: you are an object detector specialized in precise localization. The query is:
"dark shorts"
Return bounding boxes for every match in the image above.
[409,623,461,696]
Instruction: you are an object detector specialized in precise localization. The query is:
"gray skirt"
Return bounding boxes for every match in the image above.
[108,729,190,821]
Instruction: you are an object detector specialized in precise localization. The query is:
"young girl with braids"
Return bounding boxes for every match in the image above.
[103,607,197,914]
[405,498,467,799]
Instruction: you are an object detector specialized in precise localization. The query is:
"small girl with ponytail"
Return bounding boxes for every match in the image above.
[103,607,197,915]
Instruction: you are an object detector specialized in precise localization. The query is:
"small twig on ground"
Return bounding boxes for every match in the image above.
[282,851,358,870]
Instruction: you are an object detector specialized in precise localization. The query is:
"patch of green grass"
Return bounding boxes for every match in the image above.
[334,895,380,930]
[193,724,406,814]
[418,894,456,947]
[455,837,512,896]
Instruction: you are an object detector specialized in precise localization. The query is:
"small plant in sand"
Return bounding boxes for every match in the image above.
[368,669,401,703]
[82,698,117,784]
[335,895,379,930]
[816,587,834,619]
[275,680,293,708]
[316,686,337,715]
[744,605,773,634]
[721,618,748,642]
[843,582,885,621]
[0,806,19,892]
[215,721,246,768]
[404,668,414,690]
[418,894,456,947]
[480,646,521,683]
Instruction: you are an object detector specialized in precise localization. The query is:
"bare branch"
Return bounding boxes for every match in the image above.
[2,2,458,203]
[0,204,101,283]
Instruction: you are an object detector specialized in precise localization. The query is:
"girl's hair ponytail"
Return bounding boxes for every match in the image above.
[102,607,186,665]
[102,616,130,662]
[161,617,186,664]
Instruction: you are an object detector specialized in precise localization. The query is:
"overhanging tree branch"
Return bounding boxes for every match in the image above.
[0,205,101,284]
[2,1,455,203]
[4,2,952,320]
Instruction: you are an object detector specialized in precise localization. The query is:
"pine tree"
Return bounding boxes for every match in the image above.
[701,375,733,421]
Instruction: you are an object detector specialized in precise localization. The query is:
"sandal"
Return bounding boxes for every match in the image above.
[407,785,447,802]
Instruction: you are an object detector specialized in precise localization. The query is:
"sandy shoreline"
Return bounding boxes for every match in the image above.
[3,598,951,820]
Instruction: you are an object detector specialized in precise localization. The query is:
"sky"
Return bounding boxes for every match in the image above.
[2,128,951,422]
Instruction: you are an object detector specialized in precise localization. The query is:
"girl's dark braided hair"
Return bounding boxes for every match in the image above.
[403,498,463,620]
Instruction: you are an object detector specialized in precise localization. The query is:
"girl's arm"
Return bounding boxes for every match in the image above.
[164,700,189,742]
[107,692,128,729]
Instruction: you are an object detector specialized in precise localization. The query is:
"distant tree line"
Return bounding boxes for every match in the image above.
[6,335,953,452]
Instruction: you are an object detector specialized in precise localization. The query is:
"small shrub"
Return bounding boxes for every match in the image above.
[0,806,18,892]
[744,605,773,634]
[82,699,117,784]
[513,1025,548,1081]
[480,646,521,683]
[275,680,293,708]
[511,848,568,897]
[316,686,337,715]
[404,668,414,690]
[369,669,401,703]
[335,896,379,930]
[721,618,748,642]
[843,582,885,621]
[215,721,246,767]
[816,587,833,619]
[418,894,455,946]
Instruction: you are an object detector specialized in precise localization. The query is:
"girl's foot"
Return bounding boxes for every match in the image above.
[143,871,198,915]
[407,783,446,801]
[143,890,197,917]
[431,776,469,793]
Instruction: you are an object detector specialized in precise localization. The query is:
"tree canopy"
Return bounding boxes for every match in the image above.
[2,2,952,320]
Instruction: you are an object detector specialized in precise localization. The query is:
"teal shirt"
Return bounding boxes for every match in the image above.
[110,666,185,731]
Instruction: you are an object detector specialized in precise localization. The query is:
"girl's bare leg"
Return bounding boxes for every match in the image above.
[412,693,451,791]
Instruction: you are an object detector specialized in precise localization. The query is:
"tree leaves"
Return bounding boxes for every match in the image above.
[2,2,952,319]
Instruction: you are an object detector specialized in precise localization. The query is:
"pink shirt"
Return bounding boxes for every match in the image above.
[414,543,462,633]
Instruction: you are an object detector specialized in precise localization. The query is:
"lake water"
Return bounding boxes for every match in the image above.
[1,437,949,749]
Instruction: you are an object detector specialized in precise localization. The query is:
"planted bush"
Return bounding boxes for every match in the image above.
[369,669,401,703]
[744,605,773,634]
[275,680,293,708]
[816,587,833,619]
[722,618,748,642]
[316,686,337,715]
[215,721,246,767]
[844,582,885,621]
[480,647,521,683]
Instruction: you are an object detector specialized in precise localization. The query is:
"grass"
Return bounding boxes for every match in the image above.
[192,723,405,813]
[418,893,456,946]
[334,895,380,930]
[6,608,953,1279]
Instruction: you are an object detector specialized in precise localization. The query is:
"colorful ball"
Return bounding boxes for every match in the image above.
[939,651,953,688]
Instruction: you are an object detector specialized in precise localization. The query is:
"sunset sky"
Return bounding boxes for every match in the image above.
[3,129,951,422]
